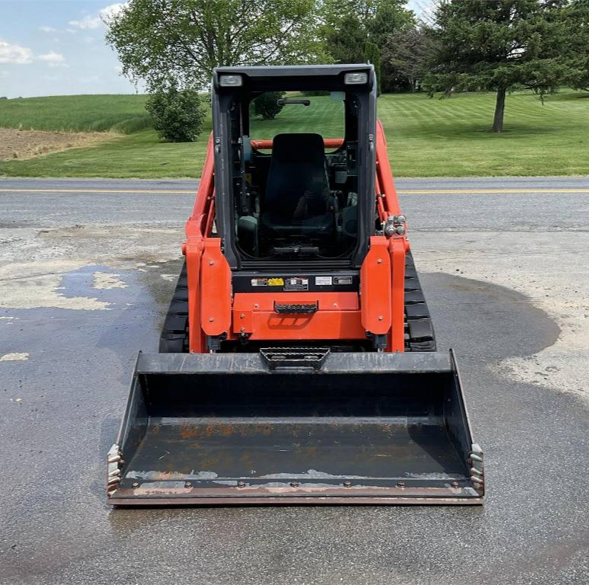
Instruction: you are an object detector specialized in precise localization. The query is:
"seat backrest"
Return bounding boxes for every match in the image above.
[264,133,329,219]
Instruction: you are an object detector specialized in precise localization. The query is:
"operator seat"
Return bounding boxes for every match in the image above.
[261,133,335,238]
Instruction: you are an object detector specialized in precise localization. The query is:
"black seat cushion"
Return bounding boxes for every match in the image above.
[261,133,333,235]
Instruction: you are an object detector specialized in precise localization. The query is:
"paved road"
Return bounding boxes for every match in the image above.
[1,176,589,584]
[2,175,589,230]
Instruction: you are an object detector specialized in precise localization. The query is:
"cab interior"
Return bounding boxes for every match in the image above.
[228,91,362,260]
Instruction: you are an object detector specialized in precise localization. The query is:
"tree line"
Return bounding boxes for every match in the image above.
[106,0,589,139]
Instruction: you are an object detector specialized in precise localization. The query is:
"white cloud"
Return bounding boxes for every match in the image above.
[100,3,128,23]
[37,51,65,64]
[68,15,102,30]
[68,3,128,30]
[37,51,68,68]
[114,65,123,75]
[0,39,67,68]
[39,26,57,33]
[0,40,34,64]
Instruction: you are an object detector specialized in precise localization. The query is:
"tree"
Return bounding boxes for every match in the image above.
[563,0,589,90]
[366,0,415,47]
[382,27,436,92]
[424,0,575,132]
[322,0,412,30]
[364,41,382,94]
[321,0,415,83]
[251,91,286,119]
[106,0,324,92]
[323,14,366,64]
[146,87,205,142]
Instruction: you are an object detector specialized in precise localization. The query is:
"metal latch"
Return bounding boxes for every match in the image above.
[274,303,318,314]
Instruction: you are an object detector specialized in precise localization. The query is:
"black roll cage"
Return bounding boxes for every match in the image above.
[211,64,377,270]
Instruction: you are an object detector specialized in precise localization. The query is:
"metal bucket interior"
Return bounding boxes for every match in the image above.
[108,353,483,505]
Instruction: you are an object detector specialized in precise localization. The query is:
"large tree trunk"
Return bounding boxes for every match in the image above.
[492,87,506,133]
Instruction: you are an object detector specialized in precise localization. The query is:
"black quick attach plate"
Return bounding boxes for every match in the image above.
[259,347,330,370]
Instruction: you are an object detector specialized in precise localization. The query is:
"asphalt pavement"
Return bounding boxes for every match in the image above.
[1,176,589,584]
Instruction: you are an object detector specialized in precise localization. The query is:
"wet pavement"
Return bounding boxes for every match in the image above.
[1,177,589,584]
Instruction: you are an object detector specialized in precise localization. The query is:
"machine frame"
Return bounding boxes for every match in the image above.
[183,65,408,354]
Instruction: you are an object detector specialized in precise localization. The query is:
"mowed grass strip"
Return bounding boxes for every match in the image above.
[0,90,588,178]
[379,91,589,177]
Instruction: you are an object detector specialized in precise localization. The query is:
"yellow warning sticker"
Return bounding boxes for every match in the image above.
[268,278,285,286]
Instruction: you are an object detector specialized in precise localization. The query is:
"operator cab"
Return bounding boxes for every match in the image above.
[212,65,376,268]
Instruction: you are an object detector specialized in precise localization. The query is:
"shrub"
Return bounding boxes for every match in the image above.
[251,91,285,120]
[145,87,205,142]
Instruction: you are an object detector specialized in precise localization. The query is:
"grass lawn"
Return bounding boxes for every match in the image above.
[0,90,588,178]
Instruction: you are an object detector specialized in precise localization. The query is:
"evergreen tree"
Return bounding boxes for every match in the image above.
[322,0,414,93]
[424,0,574,132]
[364,41,382,94]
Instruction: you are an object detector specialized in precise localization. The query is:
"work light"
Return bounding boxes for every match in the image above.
[344,72,368,85]
[219,74,243,87]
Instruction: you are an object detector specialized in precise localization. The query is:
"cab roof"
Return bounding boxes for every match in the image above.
[213,64,375,92]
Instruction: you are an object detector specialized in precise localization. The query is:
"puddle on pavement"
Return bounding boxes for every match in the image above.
[59,264,135,306]
[421,272,561,360]
[57,260,183,317]
[135,257,184,314]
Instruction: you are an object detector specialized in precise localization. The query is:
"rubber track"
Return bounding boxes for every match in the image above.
[159,255,437,353]
[404,251,437,352]
[159,261,189,353]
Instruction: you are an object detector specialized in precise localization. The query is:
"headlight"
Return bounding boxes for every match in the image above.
[344,72,368,85]
[219,74,243,87]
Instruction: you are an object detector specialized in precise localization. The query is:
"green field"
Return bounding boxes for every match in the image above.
[0,90,588,178]
[0,94,153,134]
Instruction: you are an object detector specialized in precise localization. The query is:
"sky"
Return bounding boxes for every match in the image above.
[0,0,431,99]
[0,0,137,97]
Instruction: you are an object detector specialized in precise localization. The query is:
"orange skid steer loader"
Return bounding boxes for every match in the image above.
[107,65,484,505]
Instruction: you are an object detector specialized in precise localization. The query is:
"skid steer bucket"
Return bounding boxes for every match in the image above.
[107,351,483,505]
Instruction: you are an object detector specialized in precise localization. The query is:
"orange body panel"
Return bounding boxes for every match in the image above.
[185,123,408,353]
[375,120,402,217]
[185,242,205,353]
[361,236,392,335]
[184,135,215,352]
[232,293,364,340]
[388,238,407,352]
[201,240,232,337]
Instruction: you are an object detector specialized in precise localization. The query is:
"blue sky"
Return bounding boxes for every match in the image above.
[0,0,430,98]
[0,1,137,97]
